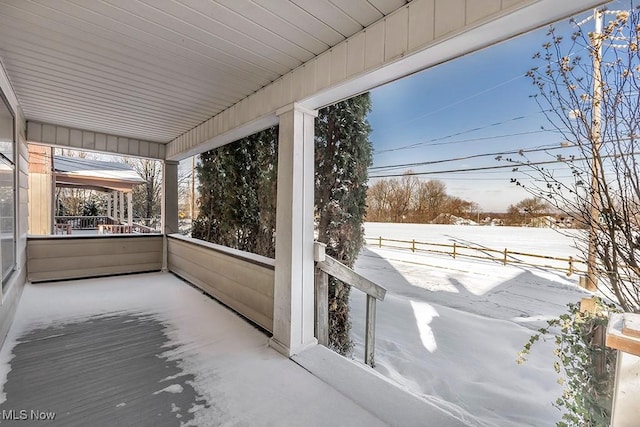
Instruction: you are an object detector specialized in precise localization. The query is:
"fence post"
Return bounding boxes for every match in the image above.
[378,236,382,248]
[412,239,415,253]
[453,242,457,259]
[568,256,574,276]
[365,295,377,367]
[503,248,508,265]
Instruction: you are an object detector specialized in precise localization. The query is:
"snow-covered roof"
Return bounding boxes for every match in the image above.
[53,156,144,192]
[54,156,144,183]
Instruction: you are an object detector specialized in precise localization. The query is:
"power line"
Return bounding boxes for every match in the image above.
[368,156,595,179]
[374,74,527,136]
[375,129,556,155]
[375,113,559,154]
[369,143,571,172]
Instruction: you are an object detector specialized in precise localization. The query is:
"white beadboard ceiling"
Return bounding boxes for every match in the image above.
[0,0,408,143]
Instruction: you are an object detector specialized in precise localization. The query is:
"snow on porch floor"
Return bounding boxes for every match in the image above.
[0,272,398,427]
[0,272,471,426]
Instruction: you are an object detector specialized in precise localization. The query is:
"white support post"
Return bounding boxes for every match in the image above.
[112,191,117,219]
[119,191,125,224]
[270,103,318,357]
[162,160,179,271]
[127,192,133,226]
[106,192,111,219]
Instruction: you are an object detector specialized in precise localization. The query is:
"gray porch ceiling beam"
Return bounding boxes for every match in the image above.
[167,0,609,161]
[27,121,165,160]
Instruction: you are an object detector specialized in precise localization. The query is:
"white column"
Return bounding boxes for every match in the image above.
[119,191,125,224]
[106,192,111,218]
[162,161,179,234]
[162,160,179,272]
[270,103,318,357]
[127,192,133,226]
[112,191,117,219]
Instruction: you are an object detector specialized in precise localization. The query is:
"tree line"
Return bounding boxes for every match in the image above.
[366,174,478,223]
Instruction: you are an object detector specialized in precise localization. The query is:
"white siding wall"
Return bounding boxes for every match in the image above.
[26,121,166,160]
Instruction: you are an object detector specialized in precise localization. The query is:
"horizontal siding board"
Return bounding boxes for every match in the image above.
[27,122,165,160]
[29,252,162,273]
[28,263,161,283]
[169,255,273,331]
[168,251,273,318]
[27,236,163,281]
[170,262,272,332]
[168,239,273,297]
[28,237,162,259]
[167,238,274,332]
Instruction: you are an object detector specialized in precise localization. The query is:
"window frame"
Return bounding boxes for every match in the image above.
[0,87,16,288]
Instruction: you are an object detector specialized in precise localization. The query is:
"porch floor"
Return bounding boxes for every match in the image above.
[0,272,386,426]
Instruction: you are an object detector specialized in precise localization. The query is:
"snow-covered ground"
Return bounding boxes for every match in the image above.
[350,223,591,427]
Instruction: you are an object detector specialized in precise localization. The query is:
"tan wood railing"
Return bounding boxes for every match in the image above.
[314,242,386,367]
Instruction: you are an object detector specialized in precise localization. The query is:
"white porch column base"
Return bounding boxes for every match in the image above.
[270,103,318,357]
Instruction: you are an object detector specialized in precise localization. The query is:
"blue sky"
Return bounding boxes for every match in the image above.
[366,9,595,212]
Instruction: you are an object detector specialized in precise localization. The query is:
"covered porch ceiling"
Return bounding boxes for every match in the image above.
[0,0,609,160]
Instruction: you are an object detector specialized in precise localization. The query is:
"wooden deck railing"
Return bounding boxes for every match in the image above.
[366,236,586,276]
[314,242,386,367]
[55,215,117,230]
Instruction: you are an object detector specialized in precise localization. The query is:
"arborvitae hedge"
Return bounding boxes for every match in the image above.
[193,94,372,354]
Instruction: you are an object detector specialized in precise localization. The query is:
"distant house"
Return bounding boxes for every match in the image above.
[529,215,558,228]
[431,213,477,226]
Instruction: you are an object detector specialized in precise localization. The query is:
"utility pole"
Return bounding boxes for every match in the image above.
[586,8,603,292]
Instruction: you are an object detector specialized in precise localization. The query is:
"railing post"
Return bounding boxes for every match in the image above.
[314,267,329,347]
[365,295,377,367]
[503,248,508,265]
[314,242,329,347]
[378,236,382,248]
[568,256,574,276]
[453,242,457,259]
[411,239,415,253]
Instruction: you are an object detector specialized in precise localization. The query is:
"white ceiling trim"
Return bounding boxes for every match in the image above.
[167,0,610,160]
[1,0,410,144]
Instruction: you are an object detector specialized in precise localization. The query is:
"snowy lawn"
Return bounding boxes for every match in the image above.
[350,223,591,427]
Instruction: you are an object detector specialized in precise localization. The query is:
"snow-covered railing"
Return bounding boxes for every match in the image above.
[366,236,585,277]
[314,242,386,367]
[55,215,116,230]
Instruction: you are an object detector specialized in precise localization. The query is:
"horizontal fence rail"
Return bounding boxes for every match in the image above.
[314,242,386,367]
[366,236,587,276]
